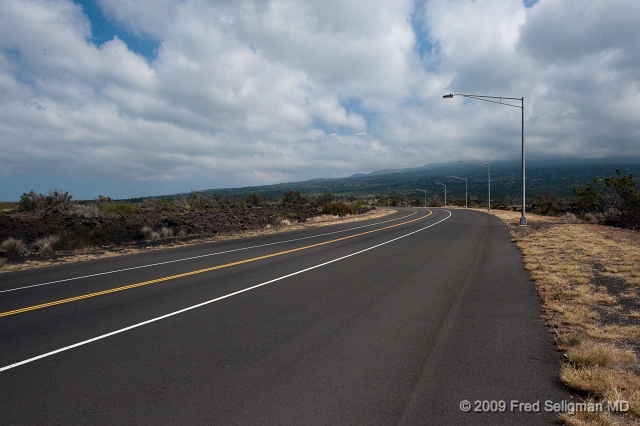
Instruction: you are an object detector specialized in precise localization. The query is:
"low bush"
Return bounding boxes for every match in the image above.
[141,226,160,241]
[574,169,640,229]
[19,189,73,212]
[283,189,308,205]
[322,202,356,217]
[98,201,137,217]
[70,204,102,218]
[33,235,61,255]
[160,227,173,239]
[54,228,111,251]
[1,237,26,255]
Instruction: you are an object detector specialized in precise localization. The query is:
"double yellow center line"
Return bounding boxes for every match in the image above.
[0,211,432,318]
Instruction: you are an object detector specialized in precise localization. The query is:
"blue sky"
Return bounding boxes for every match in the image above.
[1,0,639,200]
[73,0,160,60]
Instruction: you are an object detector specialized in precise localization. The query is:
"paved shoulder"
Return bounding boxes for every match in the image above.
[399,210,569,425]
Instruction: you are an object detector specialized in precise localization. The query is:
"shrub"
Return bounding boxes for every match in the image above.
[19,190,43,211]
[70,204,102,218]
[33,235,61,255]
[1,237,26,255]
[19,189,73,212]
[160,227,173,238]
[316,191,335,206]
[352,201,372,214]
[98,201,137,217]
[574,169,640,229]
[283,189,308,205]
[141,226,160,241]
[46,189,73,210]
[54,228,111,251]
[247,193,262,206]
[322,202,356,217]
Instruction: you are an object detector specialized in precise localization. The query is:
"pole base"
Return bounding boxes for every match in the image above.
[519,216,527,226]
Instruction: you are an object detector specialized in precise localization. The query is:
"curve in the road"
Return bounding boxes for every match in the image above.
[0,210,451,373]
[0,210,432,318]
[0,210,420,294]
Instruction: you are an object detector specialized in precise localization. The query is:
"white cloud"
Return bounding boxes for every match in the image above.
[0,0,639,199]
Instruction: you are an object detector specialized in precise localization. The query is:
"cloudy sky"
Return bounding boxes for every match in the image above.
[1,0,639,200]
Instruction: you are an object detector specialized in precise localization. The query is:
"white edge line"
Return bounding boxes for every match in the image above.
[1,210,418,294]
[0,210,450,373]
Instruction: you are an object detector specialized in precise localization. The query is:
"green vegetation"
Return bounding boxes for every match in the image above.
[282,189,308,205]
[19,189,73,212]
[97,199,138,217]
[322,202,356,216]
[574,169,640,230]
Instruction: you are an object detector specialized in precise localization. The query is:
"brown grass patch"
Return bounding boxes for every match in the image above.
[489,209,640,425]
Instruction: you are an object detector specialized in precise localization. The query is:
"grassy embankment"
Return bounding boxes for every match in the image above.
[491,210,640,426]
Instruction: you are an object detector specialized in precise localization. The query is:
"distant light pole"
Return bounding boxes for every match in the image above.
[444,92,526,225]
[439,184,446,207]
[459,160,490,212]
[416,189,427,208]
[450,176,467,209]
[398,192,406,208]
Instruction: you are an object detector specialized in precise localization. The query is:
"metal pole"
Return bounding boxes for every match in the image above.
[488,164,491,213]
[445,93,526,222]
[465,179,468,209]
[520,97,527,225]
[416,189,427,208]
[439,184,446,207]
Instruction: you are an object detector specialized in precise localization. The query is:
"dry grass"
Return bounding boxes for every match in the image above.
[306,214,342,223]
[32,235,61,255]
[160,227,173,239]
[1,237,26,255]
[141,226,160,242]
[489,209,640,425]
[567,342,636,368]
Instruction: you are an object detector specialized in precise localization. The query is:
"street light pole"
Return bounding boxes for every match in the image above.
[444,93,526,225]
[459,160,490,212]
[416,189,427,208]
[439,184,446,207]
[450,176,467,208]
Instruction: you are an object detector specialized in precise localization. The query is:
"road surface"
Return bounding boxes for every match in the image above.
[0,208,569,424]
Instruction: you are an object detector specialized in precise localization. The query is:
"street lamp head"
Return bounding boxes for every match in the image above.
[443,93,454,99]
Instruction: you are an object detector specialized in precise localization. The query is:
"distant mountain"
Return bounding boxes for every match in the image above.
[134,159,640,203]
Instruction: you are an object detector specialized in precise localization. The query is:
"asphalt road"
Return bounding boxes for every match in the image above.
[0,208,569,425]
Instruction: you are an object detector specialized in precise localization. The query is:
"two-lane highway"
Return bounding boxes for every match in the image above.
[0,208,568,424]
